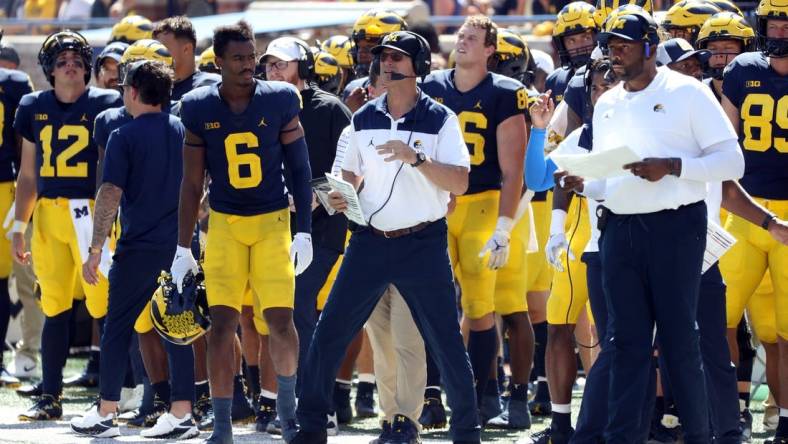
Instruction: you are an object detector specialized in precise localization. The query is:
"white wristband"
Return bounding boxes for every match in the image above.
[495,216,515,233]
[10,220,27,234]
[549,209,568,236]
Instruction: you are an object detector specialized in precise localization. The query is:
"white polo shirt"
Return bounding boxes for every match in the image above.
[342,91,470,231]
[589,67,743,215]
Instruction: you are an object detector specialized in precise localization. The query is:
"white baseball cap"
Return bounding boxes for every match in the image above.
[261,37,308,62]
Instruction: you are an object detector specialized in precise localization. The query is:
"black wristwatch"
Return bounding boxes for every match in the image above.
[411,151,427,167]
[761,213,776,230]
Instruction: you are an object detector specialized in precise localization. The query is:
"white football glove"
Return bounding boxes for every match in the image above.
[290,232,313,276]
[546,233,573,272]
[170,245,199,293]
[479,216,514,270]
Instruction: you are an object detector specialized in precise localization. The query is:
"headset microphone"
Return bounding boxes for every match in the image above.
[388,71,418,80]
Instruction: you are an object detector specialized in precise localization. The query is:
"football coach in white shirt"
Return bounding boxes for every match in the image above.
[557,11,744,444]
[292,31,481,444]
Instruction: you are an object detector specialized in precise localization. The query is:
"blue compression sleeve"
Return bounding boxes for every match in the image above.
[283,136,313,233]
[524,127,558,192]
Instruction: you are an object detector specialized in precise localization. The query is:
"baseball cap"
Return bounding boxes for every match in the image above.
[598,12,654,45]
[371,31,427,60]
[0,43,20,66]
[656,38,711,66]
[261,37,308,62]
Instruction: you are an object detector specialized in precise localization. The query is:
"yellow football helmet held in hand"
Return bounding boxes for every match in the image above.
[151,271,211,346]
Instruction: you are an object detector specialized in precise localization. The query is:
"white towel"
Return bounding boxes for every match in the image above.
[69,199,113,278]
[513,190,538,253]
[3,201,15,240]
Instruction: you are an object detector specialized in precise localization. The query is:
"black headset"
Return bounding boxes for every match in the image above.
[292,39,315,81]
[630,11,661,56]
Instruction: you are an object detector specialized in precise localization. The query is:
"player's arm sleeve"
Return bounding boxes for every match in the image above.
[435,113,471,169]
[282,133,312,234]
[341,120,363,176]
[681,86,744,182]
[101,130,129,189]
[332,125,351,176]
[524,127,557,191]
[12,95,34,142]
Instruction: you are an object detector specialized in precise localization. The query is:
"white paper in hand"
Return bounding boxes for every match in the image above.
[703,221,736,274]
[550,146,641,180]
[324,173,367,227]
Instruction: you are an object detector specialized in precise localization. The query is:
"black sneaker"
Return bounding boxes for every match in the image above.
[16,381,43,397]
[127,397,167,428]
[231,395,255,424]
[418,398,447,430]
[290,430,328,444]
[19,394,62,421]
[526,427,574,444]
[333,383,353,424]
[386,414,420,444]
[355,382,377,418]
[256,404,277,433]
[528,399,551,417]
[63,372,99,388]
[193,390,212,423]
[369,420,392,444]
[198,410,214,431]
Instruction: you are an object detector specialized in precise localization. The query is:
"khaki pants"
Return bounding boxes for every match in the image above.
[12,224,43,359]
[365,285,426,426]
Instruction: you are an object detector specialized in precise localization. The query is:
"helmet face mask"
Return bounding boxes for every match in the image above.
[553,2,600,68]
[697,12,753,78]
[755,0,788,57]
[39,30,93,87]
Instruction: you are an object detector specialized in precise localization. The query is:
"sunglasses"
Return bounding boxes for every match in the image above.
[265,60,289,71]
[55,58,85,69]
[379,51,405,63]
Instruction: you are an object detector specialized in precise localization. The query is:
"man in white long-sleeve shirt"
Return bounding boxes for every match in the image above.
[558,11,744,444]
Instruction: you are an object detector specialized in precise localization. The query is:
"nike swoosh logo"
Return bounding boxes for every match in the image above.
[22,365,35,372]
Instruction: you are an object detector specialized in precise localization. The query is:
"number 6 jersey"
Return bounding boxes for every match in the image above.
[13,87,122,198]
[421,69,527,194]
[723,51,787,200]
[179,79,302,216]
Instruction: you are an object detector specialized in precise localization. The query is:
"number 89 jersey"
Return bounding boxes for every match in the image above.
[13,87,122,198]
[422,69,528,194]
[722,52,787,200]
[179,80,301,216]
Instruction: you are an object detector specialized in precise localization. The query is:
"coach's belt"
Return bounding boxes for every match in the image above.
[370,221,431,239]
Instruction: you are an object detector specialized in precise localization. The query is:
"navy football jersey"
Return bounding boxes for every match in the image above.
[93,106,132,150]
[103,112,184,251]
[422,69,528,194]
[722,52,787,200]
[14,87,122,199]
[0,69,33,182]
[342,76,369,102]
[172,71,221,102]
[179,79,301,216]
[563,68,594,150]
[545,66,575,104]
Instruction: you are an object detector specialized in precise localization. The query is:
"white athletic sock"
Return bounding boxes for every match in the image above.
[551,403,571,414]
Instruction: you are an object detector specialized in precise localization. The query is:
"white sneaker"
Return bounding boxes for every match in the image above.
[326,412,339,436]
[119,384,143,413]
[763,405,778,431]
[140,412,199,439]
[8,352,37,379]
[0,368,20,386]
[70,405,120,438]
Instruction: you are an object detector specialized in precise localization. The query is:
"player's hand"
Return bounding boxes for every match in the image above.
[377,140,417,164]
[170,245,199,293]
[479,229,511,270]
[12,232,30,265]
[624,158,672,182]
[328,190,348,213]
[290,232,313,276]
[529,90,554,129]
[546,233,573,272]
[554,171,584,193]
[767,218,788,245]
[82,250,102,285]
[447,194,457,215]
[345,87,367,113]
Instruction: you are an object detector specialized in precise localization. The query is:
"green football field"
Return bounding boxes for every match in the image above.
[0,356,775,443]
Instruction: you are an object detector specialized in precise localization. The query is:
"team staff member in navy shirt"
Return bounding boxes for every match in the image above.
[70,60,197,439]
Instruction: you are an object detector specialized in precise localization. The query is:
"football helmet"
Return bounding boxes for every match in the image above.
[150,271,211,346]
[553,2,600,68]
[705,0,744,15]
[493,29,533,85]
[755,0,788,57]
[109,15,154,44]
[662,0,722,45]
[198,46,219,74]
[697,12,754,77]
[118,39,173,86]
[321,35,354,69]
[38,30,93,86]
[595,0,654,26]
[313,51,341,94]
[350,9,408,72]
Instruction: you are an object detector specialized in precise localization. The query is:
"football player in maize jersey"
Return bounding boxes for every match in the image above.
[0,31,33,387]
[342,10,408,111]
[484,28,538,430]
[720,0,788,441]
[661,0,721,47]
[421,15,527,423]
[108,14,154,45]
[153,16,221,102]
[173,21,313,444]
[12,30,122,421]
